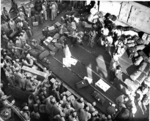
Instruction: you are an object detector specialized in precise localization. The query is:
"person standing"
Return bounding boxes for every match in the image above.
[9,0,19,17]
[9,19,16,32]
[34,0,43,13]
[2,7,10,22]
[50,1,58,21]
[42,1,48,20]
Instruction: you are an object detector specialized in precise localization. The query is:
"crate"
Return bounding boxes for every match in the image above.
[33,21,39,26]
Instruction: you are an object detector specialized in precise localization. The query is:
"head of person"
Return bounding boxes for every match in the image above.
[51,97,56,104]
[79,98,84,102]
[3,7,6,11]
[26,53,31,59]
[92,102,96,106]
[72,111,77,118]
[116,65,121,70]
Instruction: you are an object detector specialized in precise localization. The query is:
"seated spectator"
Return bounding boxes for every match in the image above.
[22,53,36,67]
[25,76,37,92]
[13,67,26,89]
[20,106,31,121]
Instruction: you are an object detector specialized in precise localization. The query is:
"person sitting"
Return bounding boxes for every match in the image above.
[20,106,31,121]
[22,53,36,67]
[13,67,26,89]
[25,76,37,92]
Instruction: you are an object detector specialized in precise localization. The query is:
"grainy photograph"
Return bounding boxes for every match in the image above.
[0,0,150,121]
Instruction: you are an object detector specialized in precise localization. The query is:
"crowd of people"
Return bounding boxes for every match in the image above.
[1,0,150,121]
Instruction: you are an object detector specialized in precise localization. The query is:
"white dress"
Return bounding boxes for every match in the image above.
[42,4,47,20]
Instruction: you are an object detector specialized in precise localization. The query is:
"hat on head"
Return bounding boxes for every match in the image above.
[23,106,29,111]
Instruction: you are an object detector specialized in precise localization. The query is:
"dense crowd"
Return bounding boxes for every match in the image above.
[1,0,150,121]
